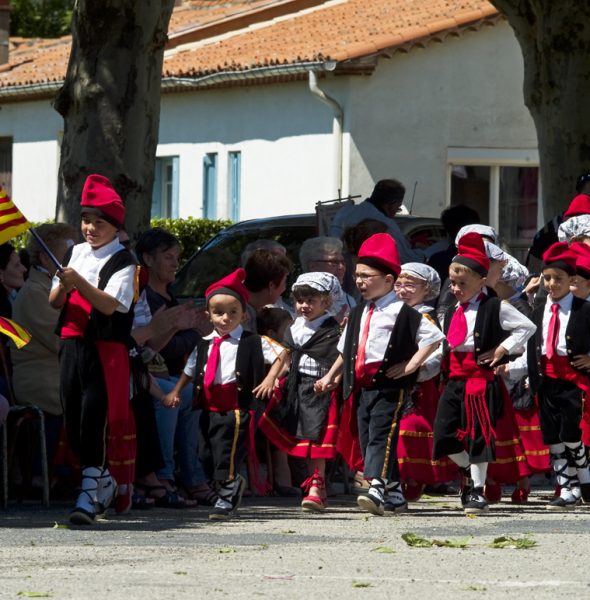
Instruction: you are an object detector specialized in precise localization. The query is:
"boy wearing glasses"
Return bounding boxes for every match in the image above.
[315,233,444,515]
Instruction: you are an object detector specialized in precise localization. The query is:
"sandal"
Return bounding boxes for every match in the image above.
[135,483,196,508]
[131,493,155,510]
[181,483,218,506]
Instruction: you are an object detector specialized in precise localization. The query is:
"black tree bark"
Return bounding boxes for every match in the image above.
[54,0,175,239]
[490,1,590,218]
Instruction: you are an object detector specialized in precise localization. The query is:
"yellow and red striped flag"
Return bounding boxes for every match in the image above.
[0,316,31,349]
[0,188,31,245]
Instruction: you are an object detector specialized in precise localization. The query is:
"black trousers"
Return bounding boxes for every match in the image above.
[59,338,108,469]
[200,409,250,481]
[131,389,165,478]
[432,379,501,464]
[357,387,404,481]
[538,377,583,445]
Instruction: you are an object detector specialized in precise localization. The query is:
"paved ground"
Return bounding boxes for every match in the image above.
[1,490,590,599]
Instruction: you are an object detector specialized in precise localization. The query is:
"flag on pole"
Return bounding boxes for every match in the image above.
[0,188,31,245]
[0,316,31,349]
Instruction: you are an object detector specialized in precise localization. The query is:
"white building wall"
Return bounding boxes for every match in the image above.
[339,20,537,217]
[0,100,61,221]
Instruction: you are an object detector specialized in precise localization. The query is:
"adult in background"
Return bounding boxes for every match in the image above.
[299,236,355,322]
[329,179,425,263]
[12,223,77,488]
[133,228,215,507]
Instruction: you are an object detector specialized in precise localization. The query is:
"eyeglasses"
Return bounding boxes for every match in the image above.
[313,259,346,267]
[393,282,424,292]
[355,272,383,283]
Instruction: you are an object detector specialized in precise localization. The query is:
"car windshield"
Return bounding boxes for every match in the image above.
[171,218,317,300]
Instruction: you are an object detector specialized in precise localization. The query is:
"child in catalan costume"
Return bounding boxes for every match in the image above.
[259,272,342,511]
[163,268,284,520]
[49,174,138,525]
[432,233,536,514]
[316,234,444,516]
[394,263,458,501]
[526,242,590,509]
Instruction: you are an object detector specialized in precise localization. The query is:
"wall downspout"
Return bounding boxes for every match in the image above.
[308,69,343,198]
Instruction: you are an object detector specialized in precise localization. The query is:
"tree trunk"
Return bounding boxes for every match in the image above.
[54,0,175,239]
[490,1,590,219]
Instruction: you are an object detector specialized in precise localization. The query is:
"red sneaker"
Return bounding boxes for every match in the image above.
[484,482,502,504]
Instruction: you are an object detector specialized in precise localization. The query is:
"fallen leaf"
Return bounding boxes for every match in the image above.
[464,585,487,591]
[352,581,372,588]
[401,532,433,547]
[432,537,471,549]
[281,530,296,534]
[174,571,187,575]
[466,514,478,519]
[371,546,395,554]
[17,593,51,598]
[488,535,537,549]
[219,547,236,554]
[51,522,68,529]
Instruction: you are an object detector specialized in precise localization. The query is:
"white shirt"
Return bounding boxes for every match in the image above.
[328,200,425,263]
[450,291,536,354]
[183,324,282,382]
[540,292,584,357]
[413,303,443,382]
[289,313,334,377]
[50,238,135,313]
[336,290,444,362]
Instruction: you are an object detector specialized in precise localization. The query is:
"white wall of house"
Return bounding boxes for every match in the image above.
[0,99,61,221]
[341,20,538,217]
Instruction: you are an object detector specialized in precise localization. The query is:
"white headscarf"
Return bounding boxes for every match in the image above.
[484,240,507,262]
[500,255,529,292]
[400,262,441,301]
[455,224,499,245]
[558,214,590,243]
[292,272,344,313]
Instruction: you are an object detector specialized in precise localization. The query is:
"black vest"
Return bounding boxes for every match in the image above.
[342,300,421,398]
[56,244,137,344]
[192,330,265,410]
[527,295,590,393]
[443,294,513,368]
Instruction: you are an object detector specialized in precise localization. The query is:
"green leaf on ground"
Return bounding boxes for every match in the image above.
[174,571,187,575]
[371,546,395,554]
[281,529,296,534]
[352,581,372,588]
[464,585,487,591]
[51,522,68,529]
[432,537,471,548]
[488,535,537,549]
[401,532,471,548]
[218,547,236,554]
[17,593,52,598]
[401,532,433,547]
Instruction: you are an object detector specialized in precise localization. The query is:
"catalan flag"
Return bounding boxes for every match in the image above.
[0,316,31,349]
[0,188,31,245]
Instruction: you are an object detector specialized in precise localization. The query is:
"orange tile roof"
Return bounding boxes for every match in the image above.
[0,0,500,96]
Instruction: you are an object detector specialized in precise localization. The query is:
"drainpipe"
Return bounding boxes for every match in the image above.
[308,69,343,198]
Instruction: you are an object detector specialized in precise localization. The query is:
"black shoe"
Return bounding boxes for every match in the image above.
[69,506,96,525]
[463,487,489,514]
[547,494,580,511]
[231,474,246,511]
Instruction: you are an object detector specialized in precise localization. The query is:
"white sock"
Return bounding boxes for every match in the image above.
[470,463,488,489]
[448,451,470,469]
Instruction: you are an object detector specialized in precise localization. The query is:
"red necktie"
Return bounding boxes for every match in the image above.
[204,334,229,399]
[447,302,469,348]
[355,302,375,377]
[546,302,560,360]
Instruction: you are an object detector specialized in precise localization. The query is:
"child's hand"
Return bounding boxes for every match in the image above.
[572,354,590,371]
[314,374,340,393]
[56,267,82,293]
[252,379,273,400]
[478,345,508,368]
[162,391,180,409]
[385,360,419,379]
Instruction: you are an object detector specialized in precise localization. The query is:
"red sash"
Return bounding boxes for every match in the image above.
[449,351,495,446]
[60,289,92,338]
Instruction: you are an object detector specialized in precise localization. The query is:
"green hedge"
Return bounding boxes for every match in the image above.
[12,217,233,265]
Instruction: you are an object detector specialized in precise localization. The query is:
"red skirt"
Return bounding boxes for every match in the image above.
[259,386,339,460]
[514,403,550,473]
[486,381,530,484]
[398,378,458,484]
